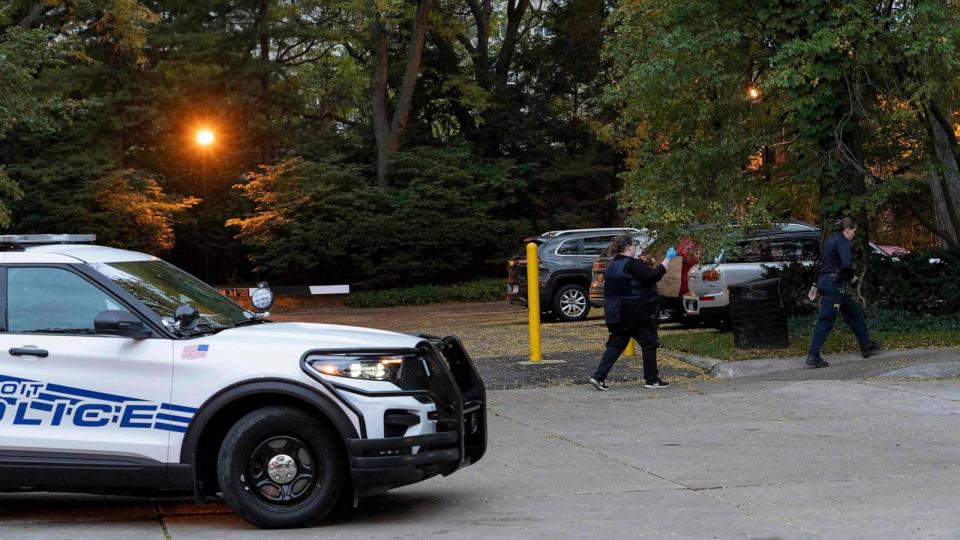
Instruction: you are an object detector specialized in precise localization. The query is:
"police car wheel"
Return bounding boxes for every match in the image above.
[217,406,345,529]
[552,284,590,322]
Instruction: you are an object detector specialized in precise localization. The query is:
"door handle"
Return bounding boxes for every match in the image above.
[9,348,49,358]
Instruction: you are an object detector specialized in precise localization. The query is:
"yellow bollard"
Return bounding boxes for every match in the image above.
[526,242,542,362]
[624,338,636,356]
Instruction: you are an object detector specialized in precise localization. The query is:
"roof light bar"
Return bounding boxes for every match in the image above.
[0,234,96,244]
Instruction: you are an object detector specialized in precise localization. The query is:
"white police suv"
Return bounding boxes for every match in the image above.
[0,235,486,528]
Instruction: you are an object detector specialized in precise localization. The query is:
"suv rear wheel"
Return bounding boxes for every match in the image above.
[217,406,346,529]
[552,283,590,322]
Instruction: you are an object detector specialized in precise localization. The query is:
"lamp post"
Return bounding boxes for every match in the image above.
[195,128,215,282]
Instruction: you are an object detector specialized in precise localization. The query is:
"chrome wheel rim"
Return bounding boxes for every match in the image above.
[560,289,587,318]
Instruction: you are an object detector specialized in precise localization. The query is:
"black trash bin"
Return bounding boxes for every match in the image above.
[727,278,789,349]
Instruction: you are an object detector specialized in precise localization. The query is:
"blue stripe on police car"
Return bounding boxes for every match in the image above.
[0,374,195,431]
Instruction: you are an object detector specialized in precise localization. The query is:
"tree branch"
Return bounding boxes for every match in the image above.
[19,0,49,28]
[456,34,476,55]
[494,0,530,83]
[903,197,958,248]
[388,0,434,142]
[342,41,365,62]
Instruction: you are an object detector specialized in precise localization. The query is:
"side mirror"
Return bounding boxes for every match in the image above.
[95,310,151,339]
[174,304,200,331]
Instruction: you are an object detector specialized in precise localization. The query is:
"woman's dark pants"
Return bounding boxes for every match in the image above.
[808,277,870,358]
[593,320,660,383]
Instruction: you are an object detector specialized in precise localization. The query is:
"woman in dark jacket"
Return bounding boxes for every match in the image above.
[805,217,880,368]
[590,234,676,390]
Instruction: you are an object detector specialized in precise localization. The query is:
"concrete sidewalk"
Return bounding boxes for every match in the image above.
[3,375,960,539]
[671,346,960,379]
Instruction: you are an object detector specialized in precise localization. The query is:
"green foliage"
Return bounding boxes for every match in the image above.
[602,0,798,246]
[871,249,960,314]
[344,279,504,308]
[766,250,960,317]
[761,263,818,317]
[788,308,960,336]
[603,0,960,250]
[662,317,960,361]
[228,146,528,287]
[0,27,89,227]
[86,170,199,254]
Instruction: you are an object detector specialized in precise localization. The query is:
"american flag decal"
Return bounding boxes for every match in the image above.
[181,344,210,359]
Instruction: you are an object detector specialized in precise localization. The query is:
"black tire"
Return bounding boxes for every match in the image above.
[217,406,346,529]
[540,311,559,322]
[710,309,733,331]
[552,283,591,322]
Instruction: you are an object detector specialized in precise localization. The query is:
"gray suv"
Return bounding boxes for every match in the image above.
[506,228,645,322]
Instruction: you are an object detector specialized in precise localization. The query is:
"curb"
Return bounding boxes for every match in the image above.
[664,347,960,379]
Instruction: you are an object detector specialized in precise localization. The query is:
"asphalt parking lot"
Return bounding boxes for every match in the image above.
[2,301,959,539]
[4,376,960,539]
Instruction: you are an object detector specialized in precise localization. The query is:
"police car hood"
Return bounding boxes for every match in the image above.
[216,321,424,350]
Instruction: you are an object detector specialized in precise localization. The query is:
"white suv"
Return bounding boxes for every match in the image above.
[0,235,486,529]
[683,222,890,325]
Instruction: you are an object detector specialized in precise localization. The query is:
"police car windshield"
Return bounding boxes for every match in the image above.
[91,260,252,330]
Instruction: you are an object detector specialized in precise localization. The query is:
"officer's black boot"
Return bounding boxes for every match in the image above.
[861,341,881,359]
[805,355,829,368]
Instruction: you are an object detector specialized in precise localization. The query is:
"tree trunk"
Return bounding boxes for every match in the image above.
[18,0,49,28]
[256,0,272,163]
[923,109,960,247]
[371,18,391,188]
[370,0,434,187]
[494,0,530,84]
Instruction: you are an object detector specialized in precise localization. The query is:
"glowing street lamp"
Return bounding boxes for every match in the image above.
[196,128,215,146]
[746,85,760,101]
[194,127,215,281]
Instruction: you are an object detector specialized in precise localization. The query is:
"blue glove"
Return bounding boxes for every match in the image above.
[666,247,677,261]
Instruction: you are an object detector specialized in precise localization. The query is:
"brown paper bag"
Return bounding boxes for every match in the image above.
[656,257,683,298]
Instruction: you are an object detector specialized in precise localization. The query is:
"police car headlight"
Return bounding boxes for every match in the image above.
[307,353,407,382]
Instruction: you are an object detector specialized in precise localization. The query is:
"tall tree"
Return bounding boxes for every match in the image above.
[370,0,435,186]
[604,0,960,253]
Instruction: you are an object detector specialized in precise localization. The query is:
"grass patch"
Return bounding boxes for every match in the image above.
[345,279,504,308]
[662,310,960,361]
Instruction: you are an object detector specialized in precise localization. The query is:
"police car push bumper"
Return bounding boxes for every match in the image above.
[301,336,487,497]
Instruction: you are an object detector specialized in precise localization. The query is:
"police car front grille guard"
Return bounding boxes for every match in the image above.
[420,335,487,468]
[300,338,486,470]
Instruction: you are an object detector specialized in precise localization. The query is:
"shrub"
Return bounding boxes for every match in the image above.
[788,307,960,335]
[871,248,960,314]
[229,147,529,288]
[345,279,505,308]
[765,248,960,316]
[761,262,818,317]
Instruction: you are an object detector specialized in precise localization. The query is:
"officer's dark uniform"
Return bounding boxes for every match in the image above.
[592,255,666,383]
[808,232,871,359]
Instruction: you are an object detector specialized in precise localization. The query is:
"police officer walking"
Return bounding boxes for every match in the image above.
[805,217,880,368]
[590,234,676,390]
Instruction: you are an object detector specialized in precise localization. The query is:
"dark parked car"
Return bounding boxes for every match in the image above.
[506,228,647,322]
